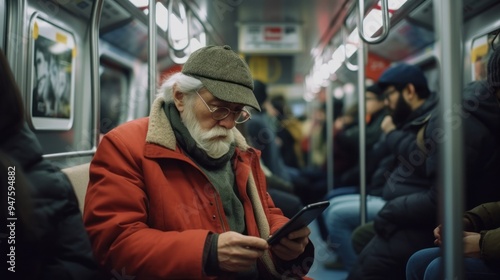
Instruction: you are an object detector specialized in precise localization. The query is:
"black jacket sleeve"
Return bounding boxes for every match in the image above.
[374,185,438,239]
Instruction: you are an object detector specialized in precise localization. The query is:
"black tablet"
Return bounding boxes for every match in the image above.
[268,201,330,245]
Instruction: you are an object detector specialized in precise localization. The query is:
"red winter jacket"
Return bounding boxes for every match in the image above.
[83,97,314,279]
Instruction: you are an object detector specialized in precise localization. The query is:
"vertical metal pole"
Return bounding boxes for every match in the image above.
[91,0,104,149]
[326,84,334,191]
[357,42,367,225]
[433,0,465,279]
[148,0,158,104]
[5,0,25,88]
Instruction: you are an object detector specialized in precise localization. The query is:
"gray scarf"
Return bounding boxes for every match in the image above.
[164,102,235,169]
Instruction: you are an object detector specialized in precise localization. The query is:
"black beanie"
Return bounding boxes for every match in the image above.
[253,80,268,106]
[488,47,500,90]
[366,84,384,100]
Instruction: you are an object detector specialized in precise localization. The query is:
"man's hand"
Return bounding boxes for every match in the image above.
[217,231,269,272]
[381,115,396,134]
[463,231,481,258]
[435,226,481,258]
[433,224,443,246]
[270,227,310,261]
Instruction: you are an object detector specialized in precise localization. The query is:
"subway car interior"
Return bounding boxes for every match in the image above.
[2,0,500,279]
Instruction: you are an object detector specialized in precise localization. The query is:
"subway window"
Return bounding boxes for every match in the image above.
[99,59,130,134]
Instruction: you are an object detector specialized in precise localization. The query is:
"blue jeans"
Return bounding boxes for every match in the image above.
[323,194,386,270]
[316,186,358,241]
[406,247,500,280]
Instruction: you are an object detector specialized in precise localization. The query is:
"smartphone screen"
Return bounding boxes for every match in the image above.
[267,201,330,245]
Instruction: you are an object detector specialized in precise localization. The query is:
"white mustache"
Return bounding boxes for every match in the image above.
[202,127,229,140]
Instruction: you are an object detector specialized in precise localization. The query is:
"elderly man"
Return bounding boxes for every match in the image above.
[83,45,314,279]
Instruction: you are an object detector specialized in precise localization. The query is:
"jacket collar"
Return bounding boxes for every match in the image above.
[146,96,251,152]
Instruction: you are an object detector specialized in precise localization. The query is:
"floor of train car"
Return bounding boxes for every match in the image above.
[306,220,348,279]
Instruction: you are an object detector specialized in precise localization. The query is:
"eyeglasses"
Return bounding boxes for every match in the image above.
[383,89,399,100]
[195,91,251,124]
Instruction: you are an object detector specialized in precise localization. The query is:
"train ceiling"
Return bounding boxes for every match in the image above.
[61,0,500,84]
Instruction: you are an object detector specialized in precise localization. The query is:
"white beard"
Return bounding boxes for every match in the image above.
[181,104,235,159]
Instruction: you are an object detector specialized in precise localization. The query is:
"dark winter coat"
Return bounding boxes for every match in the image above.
[349,81,500,280]
[464,201,500,266]
[337,108,389,186]
[347,93,438,280]
[0,124,101,280]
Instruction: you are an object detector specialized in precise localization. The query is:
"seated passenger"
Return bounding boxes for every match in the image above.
[0,49,101,279]
[406,45,500,280]
[83,45,314,279]
[239,84,305,214]
[324,68,437,271]
[315,84,387,245]
[406,201,500,279]
[333,84,388,188]
[345,63,439,280]
[244,79,311,203]
[322,139,392,270]
[310,85,387,208]
[349,48,500,280]
[260,160,304,219]
[269,94,306,169]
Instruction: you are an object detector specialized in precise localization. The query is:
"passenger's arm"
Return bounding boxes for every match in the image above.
[384,127,429,177]
[464,201,500,231]
[374,185,438,238]
[478,227,500,265]
[32,160,102,280]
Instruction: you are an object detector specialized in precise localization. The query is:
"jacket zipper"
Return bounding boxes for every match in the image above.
[167,154,232,233]
[212,186,227,232]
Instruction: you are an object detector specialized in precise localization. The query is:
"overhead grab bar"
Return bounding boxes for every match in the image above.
[357,0,390,44]
[342,22,359,71]
[167,0,190,52]
[169,49,190,64]
[168,8,193,64]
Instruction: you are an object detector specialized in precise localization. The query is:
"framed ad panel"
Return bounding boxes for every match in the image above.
[29,15,75,130]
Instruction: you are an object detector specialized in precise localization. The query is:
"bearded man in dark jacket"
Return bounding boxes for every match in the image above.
[349,50,500,280]
[347,63,438,280]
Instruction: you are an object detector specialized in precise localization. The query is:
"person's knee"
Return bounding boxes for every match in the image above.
[351,222,375,254]
[424,258,443,280]
[406,250,427,280]
[323,205,347,230]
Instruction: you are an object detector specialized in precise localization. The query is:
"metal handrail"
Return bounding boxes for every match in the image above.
[148,0,157,104]
[357,41,367,225]
[168,8,194,64]
[434,0,465,279]
[357,0,390,44]
[169,49,190,64]
[90,0,104,156]
[166,0,190,52]
[43,0,103,160]
[5,0,25,85]
[342,22,359,71]
[44,150,96,159]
